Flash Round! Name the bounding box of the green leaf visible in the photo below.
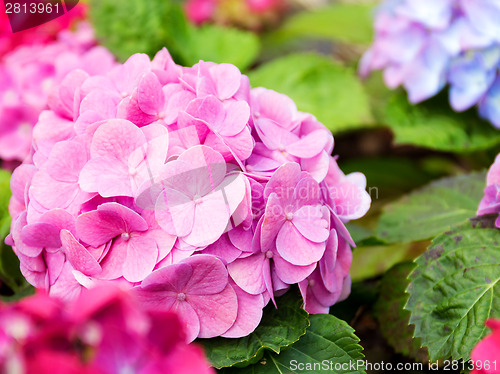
[384,93,500,153]
[267,3,375,45]
[0,170,29,296]
[405,220,500,361]
[183,25,260,71]
[340,157,436,201]
[248,53,374,133]
[374,262,427,362]
[0,169,11,239]
[89,0,190,63]
[200,291,309,369]
[375,171,487,244]
[350,242,427,282]
[89,0,260,70]
[344,223,373,244]
[222,314,365,374]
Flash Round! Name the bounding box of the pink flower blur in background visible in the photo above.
[0,5,115,164]
[471,319,500,374]
[184,0,287,31]
[0,285,215,374]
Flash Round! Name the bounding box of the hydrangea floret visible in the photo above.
[8,48,371,341]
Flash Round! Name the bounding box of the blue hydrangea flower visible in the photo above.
[360,0,500,128]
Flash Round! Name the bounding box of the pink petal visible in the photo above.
[286,130,329,158]
[273,253,316,284]
[182,254,229,295]
[319,229,339,293]
[109,53,152,96]
[220,101,250,136]
[44,140,87,183]
[185,96,225,131]
[221,282,264,338]
[155,188,195,237]
[78,156,132,197]
[172,300,201,343]
[49,263,84,302]
[276,221,326,265]
[21,223,62,248]
[183,191,230,247]
[60,229,102,276]
[76,203,147,247]
[122,235,159,282]
[227,253,267,295]
[188,282,238,338]
[264,162,302,200]
[301,151,329,183]
[252,88,297,126]
[79,90,120,119]
[292,205,329,243]
[141,262,193,292]
[97,245,128,280]
[260,194,285,250]
[90,119,147,160]
[177,145,227,191]
[203,234,242,264]
[31,172,80,210]
[228,226,254,253]
[137,72,165,115]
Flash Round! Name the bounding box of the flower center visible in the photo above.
[285,212,293,221]
[265,250,273,259]
[121,232,131,241]
[128,166,137,176]
[193,194,203,205]
[177,292,187,301]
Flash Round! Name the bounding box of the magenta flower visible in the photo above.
[0,285,215,374]
[471,319,500,374]
[134,254,238,341]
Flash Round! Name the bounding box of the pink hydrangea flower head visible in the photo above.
[477,153,500,228]
[0,285,215,374]
[8,47,370,339]
[471,319,500,374]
